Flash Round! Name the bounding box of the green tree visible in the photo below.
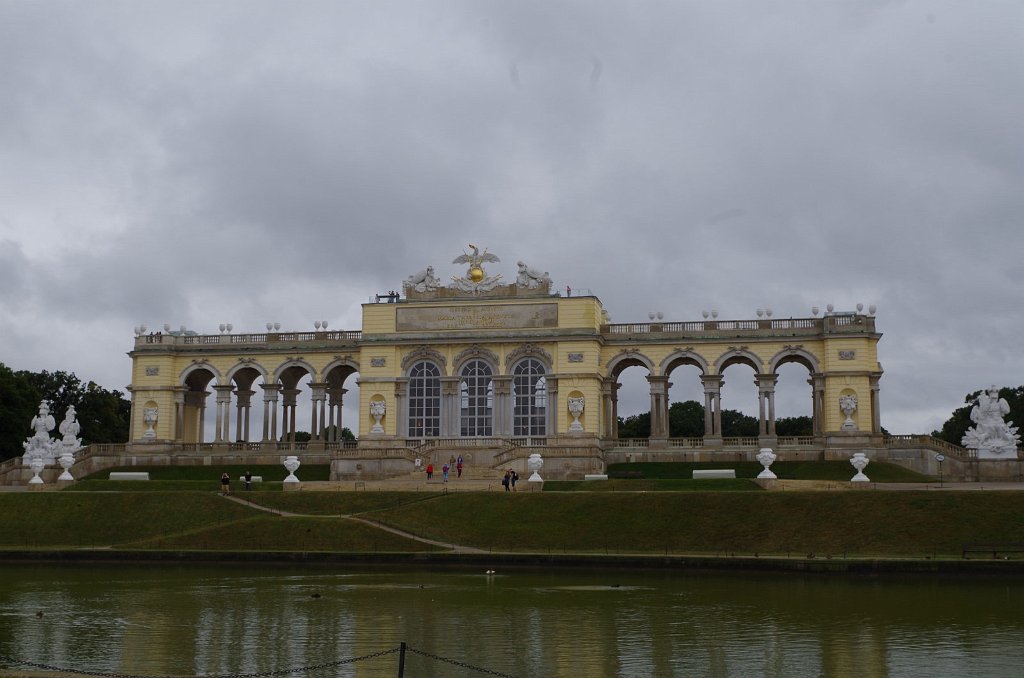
[668,400,704,437]
[775,415,813,436]
[0,363,40,460]
[618,400,759,438]
[617,411,650,439]
[720,408,758,436]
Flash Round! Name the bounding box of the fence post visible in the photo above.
[397,641,406,677]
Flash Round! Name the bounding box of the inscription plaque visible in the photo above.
[397,303,557,332]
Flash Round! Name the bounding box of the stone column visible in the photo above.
[282,388,300,443]
[546,376,559,436]
[441,377,461,438]
[809,374,826,438]
[261,383,281,443]
[701,374,723,444]
[394,380,407,439]
[173,388,186,442]
[492,376,512,436]
[647,375,670,443]
[197,391,209,444]
[327,387,346,441]
[234,389,254,443]
[600,378,617,439]
[755,373,778,446]
[213,385,233,443]
[309,383,328,440]
[869,375,881,434]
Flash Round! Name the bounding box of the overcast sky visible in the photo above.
[2,1,1022,436]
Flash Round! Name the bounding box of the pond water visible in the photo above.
[0,563,1021,677]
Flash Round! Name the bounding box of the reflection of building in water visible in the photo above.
[125,245,895,480]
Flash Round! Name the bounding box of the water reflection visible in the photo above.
[0,565,1021,677]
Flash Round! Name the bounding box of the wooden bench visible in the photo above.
[961,542,1024,559]
[692,469,736,479]
[109,472,150,481]
[584,474,609,481]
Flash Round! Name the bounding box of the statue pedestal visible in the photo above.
[754,478,778,490]
[283,481,301,491]
[28,483,45,492]
[56,479,75,489]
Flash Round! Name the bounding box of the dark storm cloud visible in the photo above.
[1,0,1022,432]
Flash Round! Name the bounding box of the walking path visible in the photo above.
[222,493,488,553]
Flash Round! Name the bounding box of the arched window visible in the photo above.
[460,360,493,436]
[512,359,547,436]
[408,361,441,437]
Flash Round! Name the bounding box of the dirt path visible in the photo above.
[222,494,487,553]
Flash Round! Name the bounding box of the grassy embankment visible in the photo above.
[0,458,1021,558]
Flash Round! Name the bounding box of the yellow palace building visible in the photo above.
[120,245,905,481]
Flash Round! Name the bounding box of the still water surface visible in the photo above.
[0,563,1021,677]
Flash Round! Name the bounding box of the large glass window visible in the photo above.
[460,360,493,436]
[407,361,441,437]
[512,359,547,436]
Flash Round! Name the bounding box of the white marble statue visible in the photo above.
[404,265,440,293]
[962,386,1021,459]
[839,394,858,431]
[30,401,56,443]
[369,400,386,434]
[283,455,301,483]
[527,453,544,482]
[568,396,585,432]
[23,401,59,464]
[59,406,82,450]
[516,261,552,290]
[451,244,503,293]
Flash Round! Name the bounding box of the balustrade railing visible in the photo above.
[884,435,971,458]
[140,330,362,348]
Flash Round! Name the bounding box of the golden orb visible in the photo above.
[469,266,485,282]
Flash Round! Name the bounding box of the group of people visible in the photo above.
[424,455,464,482]
[220,471,254,495]
[501,469,519,492]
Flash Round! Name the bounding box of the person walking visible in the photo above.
[456,459,463,479]
[220,472,231,496]
[442,463,450,483]
[510,470,519,492]
[426,463,434,480]
[244,470,253,491]
[502,470,511,492]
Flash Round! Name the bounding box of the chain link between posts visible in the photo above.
[404,646,519,677]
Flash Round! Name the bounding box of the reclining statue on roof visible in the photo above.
[516,261,552,290]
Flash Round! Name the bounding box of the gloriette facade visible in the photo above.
[126,246,885,479]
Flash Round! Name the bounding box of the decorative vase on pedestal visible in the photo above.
[527,453,544,482]
[283,456,301,483]
[567,397,585,433]
[756,448,777,479]
[369,400,386,434]
[57,452,75,481]
[850,453,870,482]
[28,457,46,485]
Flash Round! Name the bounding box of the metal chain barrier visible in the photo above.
[404,645,518,677]
[0,647,400,678]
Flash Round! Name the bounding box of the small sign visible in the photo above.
[370,357,386,368]
[567,352,584,363]
[934,453,945,462]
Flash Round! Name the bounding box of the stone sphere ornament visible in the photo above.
[283,456,301,483]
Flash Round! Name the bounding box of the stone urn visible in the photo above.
[283,456,301,483]
[850,452,870,482]
[369,400,386,434]
[567,397,585,432]
[527,453,544,482]
[756,448,777,479]
[28,457,46,485]
[57,452,76,481]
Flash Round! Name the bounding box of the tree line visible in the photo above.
[617,400,813,438]
[0,363,130,461]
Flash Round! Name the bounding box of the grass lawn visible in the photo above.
[67,464,331,492]
[608,461,932,482]
[544,478,761,492]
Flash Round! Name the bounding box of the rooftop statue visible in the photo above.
[962,386,1021,459]
[451,244,503,293]
[516,261,552,290]
[404,265,440,293]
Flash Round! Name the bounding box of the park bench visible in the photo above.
[109,472,150,481]
[692,469,736,479]
[238,475,263,483]
[961,542,1024,559]
[584,474,609,481]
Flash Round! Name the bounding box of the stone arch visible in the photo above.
[714,348,763,374]
[768,346,820,374]
[226,360,269,384]
[453,345,500,374]
[606,349,656,379]
[272,358,318,384]
[322,355,361,380]
[660,349,709,376]
[180,360,222,385]
[402,346,448,375]
[504,343,553,372]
